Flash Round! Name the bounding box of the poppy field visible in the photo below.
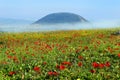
[0,29,120,80]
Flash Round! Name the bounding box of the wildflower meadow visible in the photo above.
[0,29,120,80]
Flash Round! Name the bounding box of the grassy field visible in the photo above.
[0,28,120,80]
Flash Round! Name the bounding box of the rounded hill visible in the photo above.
[34,12,89,24]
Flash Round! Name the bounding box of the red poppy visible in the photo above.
[114,48,119,50]
[5,51,9,55]
[7,55,12,59]
[97,34,104,38]
[62,61,71,66]
[118,53,120,58]
[105,62,110,67]
[78,56,83,60]
[34,41,39,45]
[48,71,53,75]
[107,47,113,53]
[90,69,96,73]
[43,62,47,65]
[31,54,35,56]
[116,43,120,46]
[45,44,52,50]
[33,66,40,72]
[12,56,19,63]
[76,49,80,53]
[62,50,65,53]
[92,62,99,68]
[99,63,104,68]
[9,71,16,76]
[52,71,59,76]
[78,62,82,67]
[84,46,89,50]
[48,71,59,76]
[96,41,101,45]
[56,65,66,70]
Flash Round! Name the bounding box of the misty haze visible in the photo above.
[0,20,119,32]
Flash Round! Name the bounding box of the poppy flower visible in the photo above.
[107,47,113,53]
[96,41,101,45]
[114,48,119,50]
[9,71,16,76]
[56,65,66,70]
[92,62,99,68]
[62,61,71,66]
[7,55,12,59]
[45,44,52,50]
[99,63,104,68]
[48,71,53,75]
[78,62,82,67]
[43,62,47,65]
[62,50,65,53]
[52,71,59,76]
[33,66,40,72]
[31,54,35,56]
[48,71,59,76]
[84,46,89,50]
[76,49,80,53]
[34,41,39,45]
[118,53,120,58]
[12,56,19,63]
[105,62,110,67]
[78,56,83,60]
[90,69,96,73]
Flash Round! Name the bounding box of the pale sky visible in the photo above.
[0,0,120,21]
